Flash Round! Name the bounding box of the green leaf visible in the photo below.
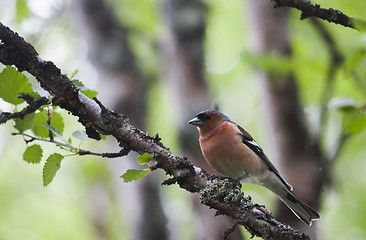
[43,153,64,187]
[14,112,36,132]
[120,169,150,183]
[241,52,293,75]
[23,144,43,164]
[342,111,366,134]
[137,153,152,165]
[15,0,30,23]
[353,19,366,32]
[72,130,89,141]
[29,91,41,100]
[70,69,79,79]
[0,66,33,105]
[32,110,64,138]
[332,98,366,134]
[344,50,366,76]
[72,79,98,99]
[72,79,87,90]
[81,89,98,100]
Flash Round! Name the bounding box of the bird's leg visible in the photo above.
[229,174,249,190]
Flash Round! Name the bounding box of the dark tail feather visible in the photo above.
[280,189,320,225]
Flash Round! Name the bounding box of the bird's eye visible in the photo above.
[196,112,213,121]
[197,113,205,120]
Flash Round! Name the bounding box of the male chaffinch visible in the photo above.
[189,110,320,225]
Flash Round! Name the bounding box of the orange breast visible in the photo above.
[199,122,266,179]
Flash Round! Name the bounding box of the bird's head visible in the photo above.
[188,110,230,133]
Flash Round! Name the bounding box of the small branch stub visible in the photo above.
[272,0,357,29]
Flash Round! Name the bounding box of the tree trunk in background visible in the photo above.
[248,1,321,239]
[78,0,168,239]
[161,1,244,239]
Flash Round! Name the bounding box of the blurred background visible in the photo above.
[1,0,366,239]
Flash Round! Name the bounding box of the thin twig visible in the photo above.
[13,132,70,147]
[12,132,127,158]
[0,96,49,124]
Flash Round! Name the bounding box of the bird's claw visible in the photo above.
[228,174,249,190]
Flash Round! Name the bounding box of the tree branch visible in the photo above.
[0,22,310,240]
[271,0,361,30]
[0,96,49,124]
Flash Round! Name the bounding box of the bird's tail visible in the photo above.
[263,176,320,225]
[278,188,320,225]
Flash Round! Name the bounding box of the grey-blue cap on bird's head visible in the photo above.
[188,110,229,126]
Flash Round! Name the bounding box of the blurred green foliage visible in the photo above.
[15,0,30,23]
[1,0,366,239]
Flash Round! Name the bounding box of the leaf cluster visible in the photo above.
[0,66,98,186]
[0,65,152,187]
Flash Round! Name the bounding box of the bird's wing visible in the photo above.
[234,122,293,191]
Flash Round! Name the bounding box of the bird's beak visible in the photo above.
[188,117,204,126]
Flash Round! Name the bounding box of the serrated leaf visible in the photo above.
[72,130,89,141]
[137,153,152,165]
[0,66,33,105]
[14,112,36,132]
[23,144,43,164]
[43,153,64,187]
[32,110,64,138]
[120,169,150,183]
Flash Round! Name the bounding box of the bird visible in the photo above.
[188,109,320,225]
